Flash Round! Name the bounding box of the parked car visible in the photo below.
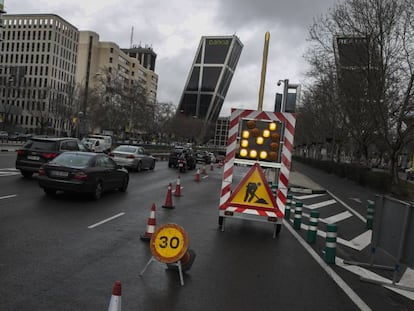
[168,147,196,170]
[109,145,156,171]
[15,137,82,178]
[38,152,129,200]
[0,131,8,140]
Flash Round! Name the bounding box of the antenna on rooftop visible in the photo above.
[130,26,134,48]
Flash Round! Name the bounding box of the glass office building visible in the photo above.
[177,35,243,124]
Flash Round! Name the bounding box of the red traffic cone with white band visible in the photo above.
[108,281,122,311]
[140,203,156,241]
[194,168,200,182]
[174,176,182,197]
[162,183,175,209]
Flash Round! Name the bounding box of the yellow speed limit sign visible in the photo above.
[150,223,189,263]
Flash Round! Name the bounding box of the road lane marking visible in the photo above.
[322,211,353,224]
[304,199,336,210]
[284,219,372,310]
[327,190,366,222]
[88,212,125,229]
[294,193,326,200]
[0,194,17,200]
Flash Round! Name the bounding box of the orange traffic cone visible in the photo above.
[140,203,156,241]
[174,176,182,197]
[201,164,207,175]
[194,168,200,182]
[162,183,175,209]
[108,281,122,311]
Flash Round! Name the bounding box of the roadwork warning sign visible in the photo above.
[224,163,280,214]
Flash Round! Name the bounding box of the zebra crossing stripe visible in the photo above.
[305,199,336,210]
[322,211,353,224]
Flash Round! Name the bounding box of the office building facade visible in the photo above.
[76,32,158,109]
[0,14,79,135]
[177,35,243,124]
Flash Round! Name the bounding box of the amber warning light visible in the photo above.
[238,119,282,162]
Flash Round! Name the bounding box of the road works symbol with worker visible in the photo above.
[227,164,276,209]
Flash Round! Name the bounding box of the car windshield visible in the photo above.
[115,146,137,153]
[50,153,92,167]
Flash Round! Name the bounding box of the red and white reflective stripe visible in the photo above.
[276,112,296,214]
[219,108,296,215]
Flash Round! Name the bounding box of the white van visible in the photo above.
[83,138,106,153]
[86,134,112,152]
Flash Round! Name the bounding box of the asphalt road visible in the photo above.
[0,152,413,310]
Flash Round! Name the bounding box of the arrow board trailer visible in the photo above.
[219,109,296,237]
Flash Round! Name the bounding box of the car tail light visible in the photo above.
[42,152,58,159]
[73,171,88,181]
[16,149,25,156]
[38,167,46,176]
[126,155,135,159]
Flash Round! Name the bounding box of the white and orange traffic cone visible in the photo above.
[174,176,182,197]
[140,203,156,241]
[162,183,175,209]
[194,168,200,182]
[108,281,122,311]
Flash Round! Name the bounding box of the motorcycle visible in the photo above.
[178,158,187,173]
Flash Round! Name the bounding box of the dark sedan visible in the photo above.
[38,152,129,200]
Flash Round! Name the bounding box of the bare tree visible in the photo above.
[306,0,414,184]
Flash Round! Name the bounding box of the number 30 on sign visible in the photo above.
[150,223,189,264]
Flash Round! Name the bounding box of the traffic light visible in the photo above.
[238,119,282,162]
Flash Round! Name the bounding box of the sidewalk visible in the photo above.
[289,169,326,194]
[265,167,326,194]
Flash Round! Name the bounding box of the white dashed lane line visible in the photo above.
[87,212,126,229]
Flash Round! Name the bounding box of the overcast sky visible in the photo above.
[5,0,338,116]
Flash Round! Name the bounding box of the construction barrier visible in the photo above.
[293,201,303,230]
[162,183,175,209]
[325,223,337,264]
[366,202,375,229]
[107,281,122,311]
[307,210,319,244]
[140,203,156,241]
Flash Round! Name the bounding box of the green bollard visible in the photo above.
[293,201,303,230]
[307,210,320,244]
[325,223,337,264]
[366,202,375,229]
[285,194,293,220]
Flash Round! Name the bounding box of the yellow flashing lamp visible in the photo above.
[256,136,264,145]
[242,130,250,139]
[249,149,258,158]
[241,139,249,148]
[259,151,268,159]
[269,122,277,131]
[240,149,248,157]
[263,129,270,138]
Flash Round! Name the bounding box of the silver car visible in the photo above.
[109,145,156,172]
